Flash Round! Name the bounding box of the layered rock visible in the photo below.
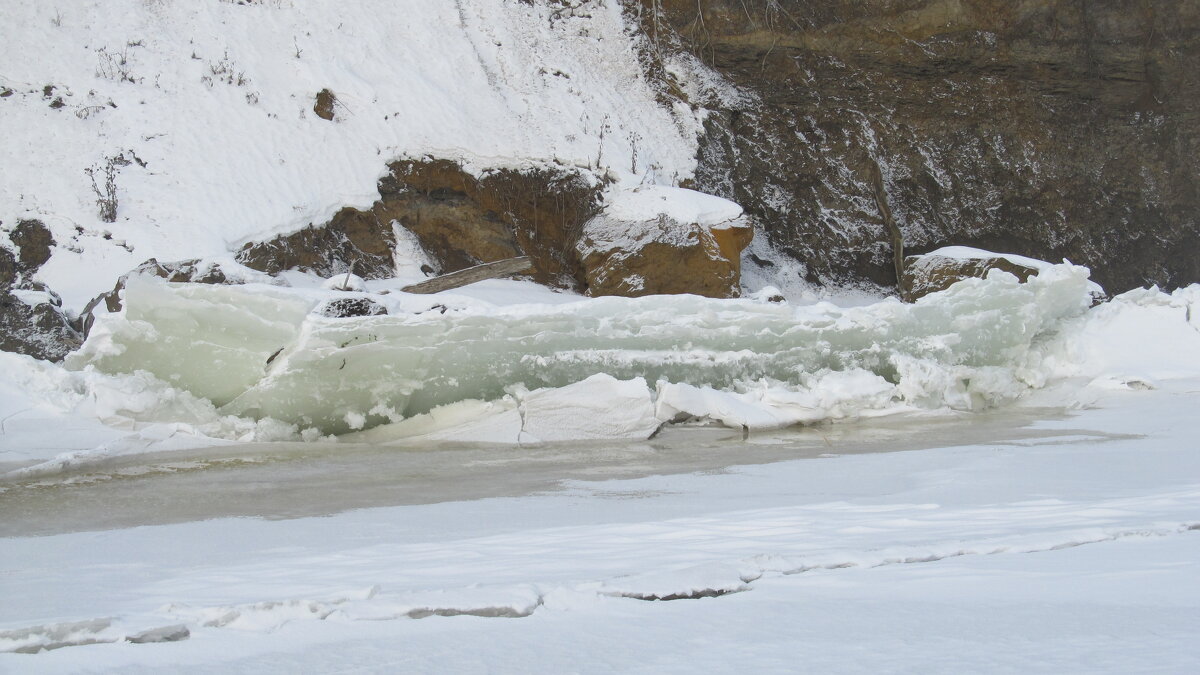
[237,159,605,290]
[639,0,1200,293]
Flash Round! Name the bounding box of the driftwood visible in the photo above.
[400,256,533,294]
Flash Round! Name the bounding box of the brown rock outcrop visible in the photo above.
[577,211,752,298]
[638,0,1200,293]
[237,159,606,290]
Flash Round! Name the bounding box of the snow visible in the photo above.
[1,0,723,310]
[517,374,660,443]
[1,377,1199,672]
[603,182,745,227]
[923,245,1061,271]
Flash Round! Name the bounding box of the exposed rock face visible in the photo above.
[0,292,81,362]
[238,159,606,290]
[901,252,1039,302]
[642,0,1200,293]
[237,205,402,281]
[577,205,753,298]
[0,220,81,361]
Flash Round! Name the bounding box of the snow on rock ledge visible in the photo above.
[577,184,752,298]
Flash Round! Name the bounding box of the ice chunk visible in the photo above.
[71,263,1100,435]
[69,278,318,406]
[346,398,524,445]
[657,370,898,431]
[519,374,660,443]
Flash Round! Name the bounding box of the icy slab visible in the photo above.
[69,278,317,405]
[66,262,1096,436]
[1034,284,1200,382]
[657,370,899,431]
[342,375,660,444]
[346,398,523,444]
[16,264,1196,455]
[518,374,660,443]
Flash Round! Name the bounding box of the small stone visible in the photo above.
[314,88,336,120]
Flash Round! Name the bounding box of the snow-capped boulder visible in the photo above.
[576,185,753,298]
[901,247,1046,302]
[0,290,81,362]
[317,296,387,318]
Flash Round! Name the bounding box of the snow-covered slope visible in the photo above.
[1,0,722,308]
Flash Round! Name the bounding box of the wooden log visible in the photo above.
[400,256,533,294]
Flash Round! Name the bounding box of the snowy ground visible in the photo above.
[1,0,726,310]
[2,375,1198,673]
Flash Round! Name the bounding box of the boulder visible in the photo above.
[0,290,81,362]
[317,297,387,318]
[313,88,337,121]
[900,249,1041,302]
[576,186,753,298]
[9,220,54,270]
[0,220,81,361]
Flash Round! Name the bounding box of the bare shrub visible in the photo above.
[202,51,249,87]
[95,46,140,83]
[84,155,136,223]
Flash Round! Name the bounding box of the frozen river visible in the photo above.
[0,406,1088,537]
[3,382,1199,672]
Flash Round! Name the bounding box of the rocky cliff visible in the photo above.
[642,0,1200,292]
